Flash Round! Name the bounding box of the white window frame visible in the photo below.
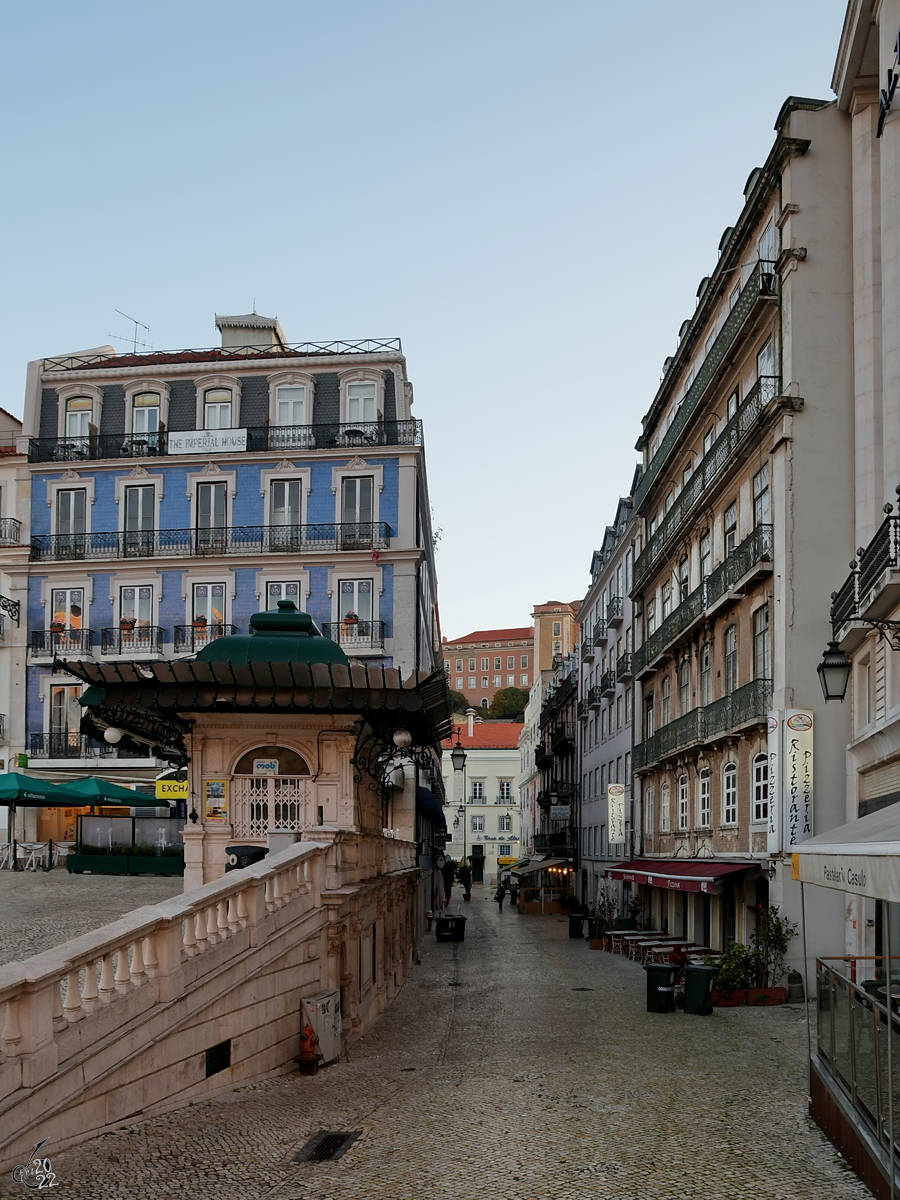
[55,384,103,440]
[698,767,711,827]
[255,572,310,611]
[180,571,235,623]
[326,565,383,622]
[752,753,769,823]
[267,370,316,427]
[46,474,95,535]
[336,367,384,425]
[193,373,242,431]
[660,781,670,832]
[259,464,312,526]
[471,815,484,832]
[186,466,237,530]
[723,763,738,825]
[677,774,689,830]
[331,460,384,525]
[122,379,171,435]
[645,786,654,837]
[114,470,164,531]
[39,575,94,628]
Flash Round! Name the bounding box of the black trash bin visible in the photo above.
[225,845,269,872]
[644,962,677,1013]
[435,915,466,942]
[683,963,717,1015]
[568,914,585,939]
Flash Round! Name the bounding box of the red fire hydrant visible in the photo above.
[296,1023,319,1075]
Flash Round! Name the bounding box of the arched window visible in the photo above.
[65,395,93,440]
[679,659,691,714]
[753,753,768,822]
[677,773,689,830]
[700,643,712,706]
[204,387,233,430]
[723,762,737,824]
[234,745,310,775]
[661,676,671,725]
[660,781,670,832]
[230,746,312,840]
[698,767,711,827]
[644,786,654,837]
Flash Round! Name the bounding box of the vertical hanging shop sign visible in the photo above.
[784,710,814,847]
[608,783,626,843]
[767,712,781,854]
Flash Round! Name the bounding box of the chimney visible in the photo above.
[467,707,476,738]
[215,313,287,351]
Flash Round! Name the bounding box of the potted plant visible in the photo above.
[746,905,797,1004]
[119,616,136,629]
[711,942,753,1006]
[589,887,619,950]
[342,610,359,626]
[192,614,208,630]
[49,619,65,634]
[457,862,472,900]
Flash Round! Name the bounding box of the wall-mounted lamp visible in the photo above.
[817,641,852,703]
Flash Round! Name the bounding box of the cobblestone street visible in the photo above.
[2,885,870,1200]
[0,869,183,967]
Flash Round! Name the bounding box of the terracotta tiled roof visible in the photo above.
[442,722,524,749]
[444,627,532,645]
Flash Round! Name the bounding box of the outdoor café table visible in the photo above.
[631,937,678,961]
[652,941,696,963]
[623,933,663,959]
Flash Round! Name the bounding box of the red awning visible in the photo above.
[604,859,754,894]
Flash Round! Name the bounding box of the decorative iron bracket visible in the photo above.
[0,594,20,625]
[838,617,900,652]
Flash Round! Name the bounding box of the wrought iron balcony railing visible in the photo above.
[616,652,632,680]
[0,714,6,741]
[580,636,595,662]
[633,524,773,676]
[635,375,780,592]
[533,832,573,852]
[30,522,392,562]
[577,698,589,720]
[29,733,115,760]
[600,669,617,696]
[606,596,624,624]
[633,261,779,510]
[27,419,424,463]
[0,518,21,545]
[550,723,575,754]
[588,685,603,710]
[831,511,900,630]
[535,744,554,771]
[31,628,94,656]
[101,626,165,656]
[593,621,608,643]
[174,624,238,653]
[320,620,386,651]
[632,678,772,771]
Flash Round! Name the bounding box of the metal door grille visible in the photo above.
[231,776,311,839]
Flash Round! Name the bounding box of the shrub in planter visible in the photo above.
[750,906,798,988]
[713,942,754,996]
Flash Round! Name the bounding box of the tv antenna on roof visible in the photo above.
[109,309,151,353]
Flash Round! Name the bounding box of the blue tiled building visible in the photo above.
[18,314,442,784]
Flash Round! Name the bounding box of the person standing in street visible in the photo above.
[495,883,506,912]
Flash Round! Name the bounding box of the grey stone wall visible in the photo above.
[167,380,197,431]
[239,376,268,428]
[39,389,58,439]
[313,373,340,424]
[98,385,125,435]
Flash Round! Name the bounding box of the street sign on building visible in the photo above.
[550,804,570,822]
[608,783,626,843]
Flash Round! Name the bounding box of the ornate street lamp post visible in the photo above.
[450,735,467,865]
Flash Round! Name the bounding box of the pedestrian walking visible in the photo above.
[495,884,506,912]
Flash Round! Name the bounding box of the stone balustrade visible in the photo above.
[0,833,419,1171]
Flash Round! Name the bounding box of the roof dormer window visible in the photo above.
[204,388,232,430]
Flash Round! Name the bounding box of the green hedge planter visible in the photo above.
[66,853,183,876]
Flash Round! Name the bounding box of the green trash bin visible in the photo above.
[644,963,677,1013]
[683,963,717,1015]
[568,914,585,939]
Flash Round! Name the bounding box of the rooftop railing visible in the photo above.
[27,419,423,463]
[634,375,780,592]
[42,338,403,372]
[30,522,392,563]
[633,261,779,509]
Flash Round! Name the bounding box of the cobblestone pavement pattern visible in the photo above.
[1,885,871,1200]
[0,869,183,967]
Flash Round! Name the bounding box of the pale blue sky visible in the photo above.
[0,0,848,637]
